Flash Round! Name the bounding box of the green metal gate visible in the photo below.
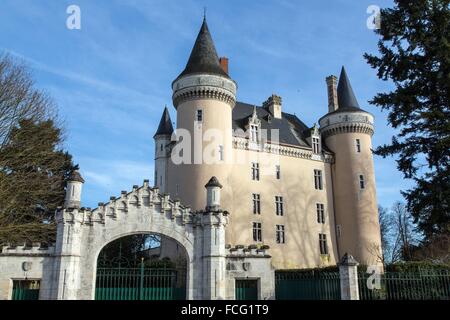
[95,264,186,300]
[275,271,341,300]
[359,270,450,300]
[12,280,40,300]
[235,280,258,300]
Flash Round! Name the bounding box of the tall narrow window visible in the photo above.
[275,196,284,216]
[336,225,342,238]
[314,170,323,190]
[356,139,361,153]
[359,175,365,189]
[276,165,281,180]
[253,222,262,242]
[218,145,224,161]
[316,203,325,224]
[276,225,285,244]
[250,125,259,143]
[251,163,260,181]
[319,234,328,255]
[155,171,158,186]
[312,137,320,154]
[196,109,203,122]
[252,194,261,215]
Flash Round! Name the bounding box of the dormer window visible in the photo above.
[247,107,261,146]
[312,137,321,154]
[250,125,259,143]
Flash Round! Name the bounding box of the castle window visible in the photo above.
[275,196,284,216]
[251,163,260,181]
[253,222,262,242]
[336,225,342,238]
[312,137,321,154]
[359,175,365,189]
[250,125,259,143]
[196,109,203,123]
[155,171,157,186]
[218,145,224,161]
[276,225,285,244]
[319,234,328,255]
[252,194,261,214]
[276,165,281,180]
[316,203,325,224]
[356,139,361,153]
[160,143,163,152]
[314,170,323,190]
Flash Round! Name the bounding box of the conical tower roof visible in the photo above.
[337,67,361,111]
[154,107,174,137]
[69,170,85,183]
[175,18,229,81]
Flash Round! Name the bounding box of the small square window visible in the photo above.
[359,175,365,189]
[196,109,203,122]
[356,139,361,153]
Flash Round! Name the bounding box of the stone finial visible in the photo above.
[205,176,223,189]
[339,253,359,266]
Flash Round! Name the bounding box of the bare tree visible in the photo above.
[0,53,56,148]
[378,205,392,263]
[390,202,421,262]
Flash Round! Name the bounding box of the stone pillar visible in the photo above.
[52,209,83,300]
[201,177,228,300]
[339,253,360,300]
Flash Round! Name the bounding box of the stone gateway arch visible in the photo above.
[0,176,274,300]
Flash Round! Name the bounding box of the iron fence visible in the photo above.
[359,270,450,300]
[275,271,341,300]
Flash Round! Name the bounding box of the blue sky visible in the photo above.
[0,0,412,209]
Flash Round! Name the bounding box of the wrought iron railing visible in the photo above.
[359,270,450,300]
[275,271,341,300]
[95,266,186,300]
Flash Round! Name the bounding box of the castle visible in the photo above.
[153,18,382,269]
[0,18,383,300]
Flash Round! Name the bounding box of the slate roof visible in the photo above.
[336,67,362,112]
[174,18,230,82]
[69,170,85,183]
[205,176,223,188]
[154,107,174,137]
[232,102,311,148]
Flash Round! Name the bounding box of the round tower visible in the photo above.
[65,170,84,209]
[319,67,382,265]
[154,106,174,194]
[170,18,237,210]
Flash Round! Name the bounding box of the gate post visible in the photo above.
[52,171,84,300]
[339,253,360,300]
[201,177,228,300]
[53,209,83,300]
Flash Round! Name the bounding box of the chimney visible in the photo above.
[219,57,229,75]
[263,94,282,119]
[326,75,338,113]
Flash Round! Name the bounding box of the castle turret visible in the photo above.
[65,170,84,209]
[169,17,237,210]
[319,67,382,265]
[154,106,174,193]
